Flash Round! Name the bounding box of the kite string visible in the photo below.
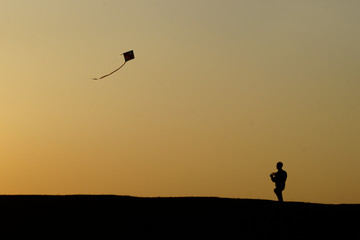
[92,61,127,80]
[99,61,127,79]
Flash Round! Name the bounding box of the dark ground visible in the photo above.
[0,195,358,238]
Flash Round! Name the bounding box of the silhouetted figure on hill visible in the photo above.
[270,162,287,202]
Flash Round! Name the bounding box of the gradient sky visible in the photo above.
[1,0,359,203]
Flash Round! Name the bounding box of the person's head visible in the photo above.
[276,162,283,170]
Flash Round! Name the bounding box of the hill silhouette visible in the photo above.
[1,195,358,238]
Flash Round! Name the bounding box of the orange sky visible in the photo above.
[1,0,360,203]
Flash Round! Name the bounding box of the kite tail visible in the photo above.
[93,61,127,80]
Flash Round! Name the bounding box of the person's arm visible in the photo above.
[270,172,276,182]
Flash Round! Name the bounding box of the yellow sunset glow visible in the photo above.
[1,0,360,203]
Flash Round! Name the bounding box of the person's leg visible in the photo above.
[277,190,283,202]
[274,188,283,202]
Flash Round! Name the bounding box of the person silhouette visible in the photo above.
[270,162,287,202]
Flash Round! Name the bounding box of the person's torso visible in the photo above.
[275,170,287,184]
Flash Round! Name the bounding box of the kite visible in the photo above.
[93,50,135,80]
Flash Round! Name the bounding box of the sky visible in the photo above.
[1,0,359,204]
